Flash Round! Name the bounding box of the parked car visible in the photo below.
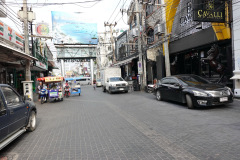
[0,84,37,150]
[96,79,102,87]
[154,74,234,109]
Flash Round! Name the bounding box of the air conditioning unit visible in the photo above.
[154,24,165,35]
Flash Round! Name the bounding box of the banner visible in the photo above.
[51,11,98,44]
[45,76,64,82]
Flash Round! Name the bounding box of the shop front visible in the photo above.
[0,21,36,93]
[169,0,232,87]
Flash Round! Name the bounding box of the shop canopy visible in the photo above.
[37,76,64,82]
[0,42,37,61]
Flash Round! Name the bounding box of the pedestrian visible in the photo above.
[93,79,96,90]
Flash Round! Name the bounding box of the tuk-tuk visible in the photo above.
[37,76,65,101]
[65,77,81,96]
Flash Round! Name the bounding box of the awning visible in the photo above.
[114,55,139,66]
[0,43,37,61]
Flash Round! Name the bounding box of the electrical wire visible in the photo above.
[107,0,122,23]
[5,0,103,6]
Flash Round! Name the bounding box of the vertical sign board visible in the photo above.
[192,0,226,23]
[138,61,143,74]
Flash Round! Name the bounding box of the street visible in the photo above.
[0,86,240,160]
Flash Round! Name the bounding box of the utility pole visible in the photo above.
[135,0,146,90]
[18,0,35,101]
[23,0,31,81]
[104,22,117,64]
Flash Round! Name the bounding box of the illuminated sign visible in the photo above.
[193,0,225,23]
[0,21,3,37]
[0,20,24,48]
[36,23,49,36]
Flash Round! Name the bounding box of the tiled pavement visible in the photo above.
[0,86,240,160]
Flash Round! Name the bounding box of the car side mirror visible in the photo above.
[174,83,182,88]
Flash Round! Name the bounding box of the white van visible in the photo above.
[76,77,91,85]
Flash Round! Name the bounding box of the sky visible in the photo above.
[1,0,132,74]
[1,0,132,35]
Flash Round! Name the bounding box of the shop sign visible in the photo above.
[170,0,212,41]
[138,61,143,74]
[15,32,24,46]
[35,60,48,70]
[0,21,4,37]
[45,76,64,82]
[34,38,48,70]
[0,20,24,48]
[193,0,225,23]
[35,22,49,36]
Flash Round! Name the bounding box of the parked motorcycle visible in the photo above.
[64,86,70,98]
[40,88,47,104]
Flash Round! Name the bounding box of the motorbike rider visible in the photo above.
[64,81,70,96]
[37,82,43,101]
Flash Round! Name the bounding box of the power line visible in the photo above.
[107,0,122,23]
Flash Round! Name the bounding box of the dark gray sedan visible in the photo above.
[154,75,234,109]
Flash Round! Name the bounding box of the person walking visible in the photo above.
[93,79,96,90]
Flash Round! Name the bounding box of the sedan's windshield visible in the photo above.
[178,75,211,86]
[110,77,124,82]
[97,79,101,82]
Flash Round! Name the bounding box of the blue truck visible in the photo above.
[0,84,37,150]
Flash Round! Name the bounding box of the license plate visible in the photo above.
[119,88,124,90]
[50,92,58,97]
[220,97,228,102]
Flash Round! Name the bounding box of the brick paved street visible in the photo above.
[0,86,240,160]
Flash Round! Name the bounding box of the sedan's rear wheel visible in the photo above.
[156,91,162,101]
[186,94,194,109]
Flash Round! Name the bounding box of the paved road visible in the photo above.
[1,86,240,160]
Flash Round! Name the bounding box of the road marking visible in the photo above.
[105,101,199,160]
